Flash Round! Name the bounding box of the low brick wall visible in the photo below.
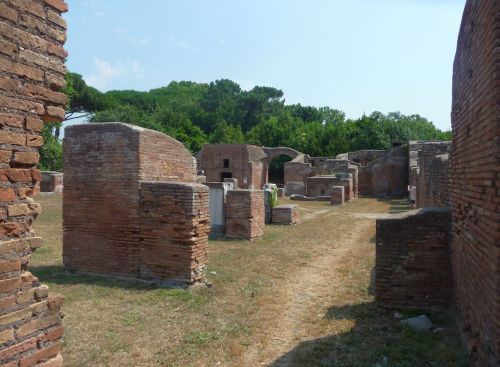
[330,186,344,205]
[375,208,452,308]
[272,204,299,225]
[225,190,265,240]
[140,182,209,285]
[40,171,63,193]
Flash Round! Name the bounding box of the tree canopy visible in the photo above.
[38,72,451,171]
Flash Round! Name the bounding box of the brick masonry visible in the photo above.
[63,123,209,285]
[414,142,451,208]
[40,171,62,193]
[330,186,345,206]
[271,204,299,225]
[375,208,452,308]
[225,190,265,240]
[450,1,500,364]
[0,0,67,365]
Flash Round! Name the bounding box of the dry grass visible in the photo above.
[31,194,468,366]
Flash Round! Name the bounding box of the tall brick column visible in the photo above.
[0,0,67,365]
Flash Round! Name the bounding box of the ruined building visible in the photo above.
[376,1,500,364]
[0,0,67,365]
[63,123,210,285]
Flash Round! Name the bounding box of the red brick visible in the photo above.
[0,113,24,128]
[0,56,44,82]
[6,169,32,183]
[0,95,44,115]
[47,10,67,29]
[0,76,21,92]
[25,118,44,132]
[46,294,63,311]
[0,39,18,57]
[11,151,40,166]
[19,342,61,367]
[0,4,18,22]
[17,186,39,199]
[0,20,48,53]
[0,188,16,201]
[42,106,65,122]
[0,150,12,164]
[30,169,41,182]
[23,84,67,105]
[18,50,65,74]
[0,260,21,273]
[46,42,68,59]
[0,295,16,309]
[0,131,26,146]
[10,0,45,19]
[26,135,44,148]
[37,353,63,367]
[40,326,64,343]
[44,0,68,13]
[0,276,22,293]
[0,222,28,237]
[0,336,37,361]
[45,74,66,89]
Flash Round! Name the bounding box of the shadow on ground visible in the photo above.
[268,302,469,367]
[375,198,411,214]
[31,265,161,290]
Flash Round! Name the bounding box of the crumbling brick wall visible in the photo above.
[225,190,264,240]
[450,1,500,364]
[0,0,67,365]
[375,208,452,308]
[64,123,209,284]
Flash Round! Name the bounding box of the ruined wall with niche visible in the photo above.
[0,0,67,365]
[450,1,500,364]
[64,123,209,285]
[197,144,267,189]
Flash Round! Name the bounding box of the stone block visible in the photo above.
[272,204,300,225]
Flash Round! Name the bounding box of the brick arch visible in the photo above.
[263,147,301,162]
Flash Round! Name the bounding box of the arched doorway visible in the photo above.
[268,155,293,186]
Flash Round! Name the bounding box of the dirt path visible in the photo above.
[240,203,379,366]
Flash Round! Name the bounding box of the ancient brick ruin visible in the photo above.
[450,1,499,364]
[0,0,67,365]
[40,171,62,193]
[375,1,500,364]
[225,190,265,240]
[63,123,210,285]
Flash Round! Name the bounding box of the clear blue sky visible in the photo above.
[65,0,466,131]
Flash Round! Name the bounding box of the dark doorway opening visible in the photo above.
[268,155,293,185]
[220,172,232,181]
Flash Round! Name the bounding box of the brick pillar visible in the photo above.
[225,190,265,240]
[0,0,67,365]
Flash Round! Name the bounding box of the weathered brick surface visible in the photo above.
[63,123,208,285]
[330,186,345,206]
[40,172,62,193]
[225,190,265,240]
[357,146,408,197]
[0,0,66,365]
[375,208,452,308]
[413,142,451,208]
[197,144,268,189]
[140,182,209,285]
[272,204,300,225]
[450,1,500,365]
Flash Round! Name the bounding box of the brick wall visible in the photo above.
[375,208,452,308]
[40,172,62,193]
[225,190,264,240]
[0,0,67,365]
[415,142,451,208]
[63,123,209,285]
[140,182,209,285]
[197,144,267,189]
[358,145,408,197]
[450,1,500,364]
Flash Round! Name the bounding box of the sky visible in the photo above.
[64,0,466,131]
